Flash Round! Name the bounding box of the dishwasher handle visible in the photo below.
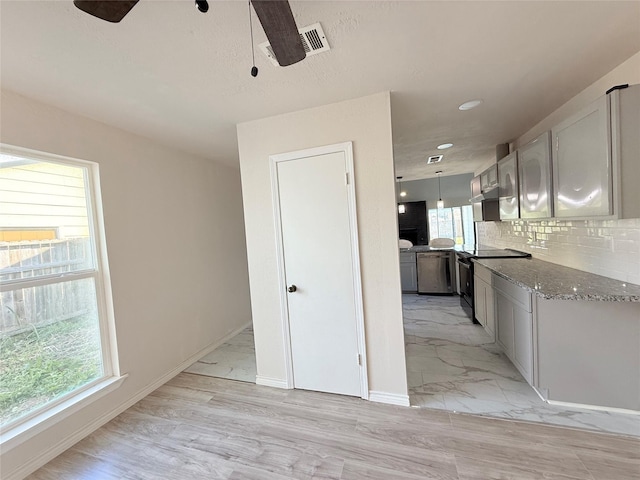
[417,252,452,258]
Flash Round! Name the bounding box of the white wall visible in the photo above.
[477,52,640,285]
[0,90,252,479]
[514,51,640,149]
[237,92,408,400]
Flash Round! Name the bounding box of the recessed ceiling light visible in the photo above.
[458,99,483,111]
[437,143,453,150]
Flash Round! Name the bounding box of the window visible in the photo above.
[0,147,116,430]
[428,205,475,245]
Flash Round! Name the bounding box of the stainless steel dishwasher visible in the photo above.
[417,251,455,294]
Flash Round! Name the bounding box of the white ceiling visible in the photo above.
[1,1,639,180]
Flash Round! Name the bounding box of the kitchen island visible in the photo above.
[473,257,640,413]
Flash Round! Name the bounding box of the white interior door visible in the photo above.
[274,145,364,397]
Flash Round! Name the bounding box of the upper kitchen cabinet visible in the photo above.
[470,164,499,203]
[551,84,640,219]
[498,151,519,220]
[552,95,611,218]
[480,164,498,191]
[470,164,500,222]
[518,131,553,219]
[610,84,640,219]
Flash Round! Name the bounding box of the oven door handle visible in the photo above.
[457,259,471,269]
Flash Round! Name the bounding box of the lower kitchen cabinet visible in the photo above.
[512,300,533,382]
[536,299,640,411]
[495,292,514,357]
[473,265,495,339]
[494,278,533,384]
[475,258,640,411]
[400,251,417,293]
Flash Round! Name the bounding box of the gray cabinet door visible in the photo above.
[400,260,417,293]
[496,288,533,384]
[513,304,533,383]
[496,292,514,358]
[498,152,519,220]
[400,251,417,293]
[474,275,496,340]
[518,131,553,219]
[552,95,612,217]
[481,164,498,190]
[474,274,487,327]
[484,280,495,339]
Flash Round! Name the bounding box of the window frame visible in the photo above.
[0,144,122,449]
[428,204,475,245]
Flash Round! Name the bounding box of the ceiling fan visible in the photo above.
[73,0,306,67]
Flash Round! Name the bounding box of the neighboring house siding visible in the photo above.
[0,160,89,238]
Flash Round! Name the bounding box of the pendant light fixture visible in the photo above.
[397,176,406,214]
[436,171,444,209]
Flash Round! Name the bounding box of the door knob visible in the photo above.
[287,285,297,293]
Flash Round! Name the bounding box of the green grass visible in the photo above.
[0,315,103,426]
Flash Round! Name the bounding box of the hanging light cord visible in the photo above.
[248,0,258,77]
[438,176,442,200]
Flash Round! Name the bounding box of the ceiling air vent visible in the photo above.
[259,23,330,67]
[427,155,444,164]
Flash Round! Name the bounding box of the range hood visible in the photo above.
[469,184,498,203]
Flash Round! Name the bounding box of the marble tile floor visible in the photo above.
[404,294,640,438]
[184,326,257,383]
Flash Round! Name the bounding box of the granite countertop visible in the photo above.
[473,257,640,302]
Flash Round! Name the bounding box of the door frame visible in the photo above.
[269,141,369,399]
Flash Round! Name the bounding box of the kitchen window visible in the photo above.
[0,146,119,439]
[428,205,474,245]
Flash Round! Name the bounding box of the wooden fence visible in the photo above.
[0,239,95,335]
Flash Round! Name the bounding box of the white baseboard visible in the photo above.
[368,390,411,407]
[546,399,640,416]
[256,375,291,389]
[4,321,252,480]
[533,384,639,415]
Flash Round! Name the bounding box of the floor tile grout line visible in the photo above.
[402,293,640,438]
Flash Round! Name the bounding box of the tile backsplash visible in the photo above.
[477,218,640,285]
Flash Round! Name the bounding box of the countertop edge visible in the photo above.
[473,259,640,303]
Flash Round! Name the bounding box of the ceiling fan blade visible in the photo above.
[251,0,306,67]
[73,0,139,23]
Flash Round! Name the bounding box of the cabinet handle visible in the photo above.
[287,285,297,293]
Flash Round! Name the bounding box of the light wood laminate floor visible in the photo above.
[28,373,639,479]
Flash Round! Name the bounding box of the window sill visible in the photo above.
[0,374,128,453]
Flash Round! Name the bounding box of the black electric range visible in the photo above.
[456,248,531,322]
